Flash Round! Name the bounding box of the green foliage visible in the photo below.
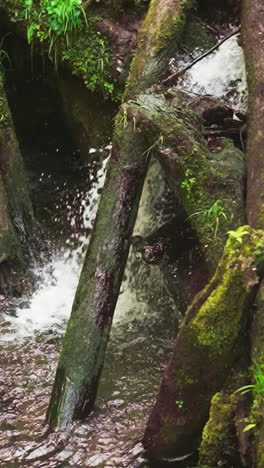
[175,399,184,409]
[46,0,86,38]
[12,0,114,96]
[62,21,114,97]
[188,200,227,239]
[181,169,196,200]
[21,0,87,66]
[201,200,227,239]
[227,227,250,244]
[242,423,256,432]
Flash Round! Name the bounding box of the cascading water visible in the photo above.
[1,152,110,340]
[179,33,247,111]
[0,31,248,467]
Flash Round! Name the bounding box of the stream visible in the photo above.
[0,33,246,467]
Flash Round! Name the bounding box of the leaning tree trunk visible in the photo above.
[143,226,264,459]
[47,0,193,429]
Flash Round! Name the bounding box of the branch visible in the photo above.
[161,27,241,86]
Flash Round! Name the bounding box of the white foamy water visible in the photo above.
[179,34,247,110]
[1,153,110,340]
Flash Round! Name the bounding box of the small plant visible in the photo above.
[46,0,87,48]
[203,200,227,238]
[62,23,114,96]
[227,227,249,244]
[235,363,264,432]
[176,399,184,409]
[23,0,87,67]
[236,363,264,397]
[181,170,196,200]
[188,200,227,239]
[142,135,164,159]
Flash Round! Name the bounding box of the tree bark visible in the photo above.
[0,74,35,293]
[241,4,264,466]
[0,75,34,241]
[124,0,193,100]
[241,0,264,229]
[143,226,264,459]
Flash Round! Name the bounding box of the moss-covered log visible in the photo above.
[143,226,264,459]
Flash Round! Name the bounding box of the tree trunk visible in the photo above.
[0,75,34,239]
[124,0,193,100]
[249,284,264,467]
[241,0,264,229]
[241,4,264,465]
[0,74,35,293]
[143,226,264,459]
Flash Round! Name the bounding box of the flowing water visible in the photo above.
[0,32,247,467]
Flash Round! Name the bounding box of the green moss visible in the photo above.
[192,227,264,356]
[198,392,236,466]
[125,0,193,99]
[61,20,115,97]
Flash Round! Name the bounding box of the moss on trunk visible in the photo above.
[124,0,193,99]
[198,392,237,467]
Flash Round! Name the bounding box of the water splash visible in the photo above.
[1,153,110,340]
[179,34,247,110]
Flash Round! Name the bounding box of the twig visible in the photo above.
[161,27,241,85]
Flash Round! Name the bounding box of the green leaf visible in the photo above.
[243,423,256,432]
